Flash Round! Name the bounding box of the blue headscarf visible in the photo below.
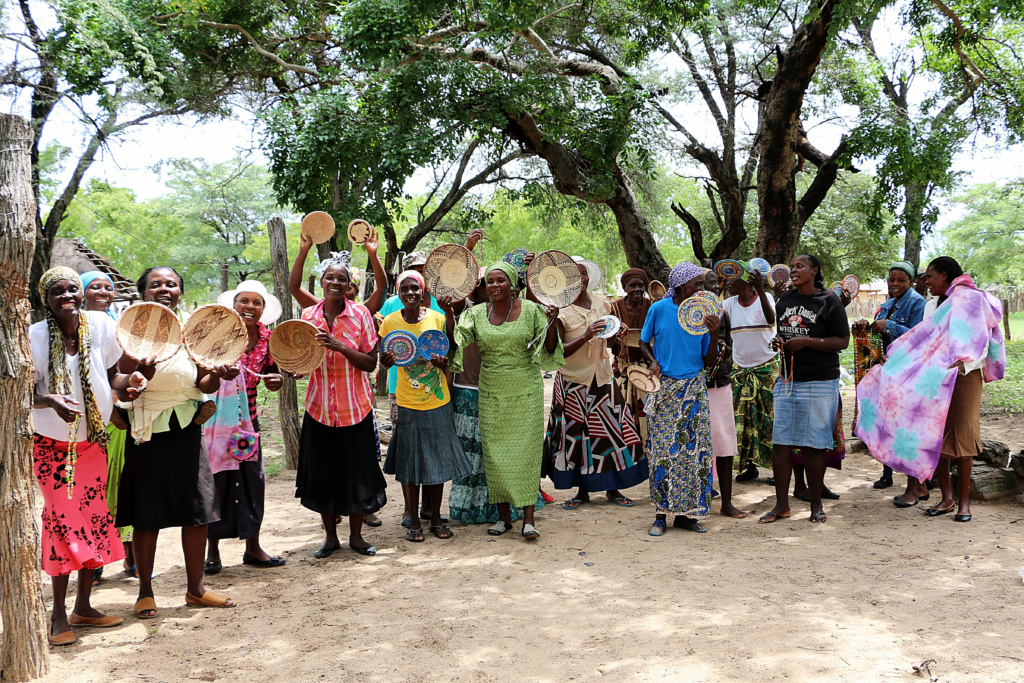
[79,270,117,318]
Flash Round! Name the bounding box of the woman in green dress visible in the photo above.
[451,262,563,539]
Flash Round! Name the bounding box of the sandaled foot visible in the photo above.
[364,513,383,527]
[134,597,158,619]
[405,528,424,543]
[429,525,454,539]
[647,520,666,536]
[487,521,512,536]
[562,497,588,510]
[185,590,235,608]
[810,510,827,523]
[925,502,956,517]
[758,510,791,524]
[123,560,138,578]
[521,523,540,539]
[607,495,635,507]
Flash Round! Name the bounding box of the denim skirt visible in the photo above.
[772,378,840,450]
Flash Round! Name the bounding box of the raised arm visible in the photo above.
[362,233,388,314]
[290,233,321,310]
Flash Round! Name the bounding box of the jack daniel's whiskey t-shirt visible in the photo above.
[775,289,850,382]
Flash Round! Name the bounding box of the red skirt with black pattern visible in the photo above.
[33,436,124,576]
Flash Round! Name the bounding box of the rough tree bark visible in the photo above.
[0,113,49,681]
[504,111,671,282]
[267,217,300,470]
[752,0,850,265]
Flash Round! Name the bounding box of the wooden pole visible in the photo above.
[267,217,301,470]
[1003,298,1011,342]
[0,114,49,679]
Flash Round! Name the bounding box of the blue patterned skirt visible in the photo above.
[645,373,714,517]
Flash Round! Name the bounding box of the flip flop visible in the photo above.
[185,590,235,608]
[134,597,158,619]
[405,528,424,543]
[757,511,791,524]
[810,510,827,524]
[608,496,635,507]
[429,525,454,539]
[562,497,588,510]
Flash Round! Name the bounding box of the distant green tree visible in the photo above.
[933,181,1024,285]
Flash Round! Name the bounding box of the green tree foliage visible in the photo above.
[933,180,1024,284]
[796,172,903,284]
[56,160,313,303]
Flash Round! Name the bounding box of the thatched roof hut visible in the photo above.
[50,238,137,301]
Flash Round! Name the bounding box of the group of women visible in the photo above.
[29,239,1003,645]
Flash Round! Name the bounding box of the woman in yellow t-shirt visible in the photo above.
[380,271,472,542]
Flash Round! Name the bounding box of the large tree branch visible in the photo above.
[668,33,729,144]
[399,149,525,250]
[671,202,709,264]
[928,0,987,86]
[797,136,850,225]
[399,43,619,95]
[195,20,321,77]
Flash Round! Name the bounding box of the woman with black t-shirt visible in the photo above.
[759,254,849,524]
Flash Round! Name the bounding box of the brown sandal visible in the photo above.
[134,597,158,619]
[185,590,235,608]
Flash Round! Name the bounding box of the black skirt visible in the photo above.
[295,412,387,515]
[208,450,265,540]
[116,412,219,529]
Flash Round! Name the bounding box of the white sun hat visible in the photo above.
[217,280,283,325]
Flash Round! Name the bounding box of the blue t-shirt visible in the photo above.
[380,294,445,393]
[640,297,710,380]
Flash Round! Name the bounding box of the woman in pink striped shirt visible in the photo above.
[291,251,387,558]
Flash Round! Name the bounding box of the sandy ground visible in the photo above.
[21,390,1024,683]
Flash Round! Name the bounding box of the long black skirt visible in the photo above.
[116,413,219,530]
[208,450,265,540]
[295,412,387,515]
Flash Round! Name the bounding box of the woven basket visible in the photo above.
[268,320,325,375]
[115,302,182,363]
[182,304,248,370]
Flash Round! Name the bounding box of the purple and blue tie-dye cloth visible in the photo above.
[855,274,1005,480]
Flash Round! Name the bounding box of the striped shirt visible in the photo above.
[301,299,378,427]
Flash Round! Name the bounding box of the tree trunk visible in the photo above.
[220,263,230,293]
[607,168,671,283]
[752,0,840,265]
[267,218,301,470]
[902,181,927,269]
[0,114,49,681]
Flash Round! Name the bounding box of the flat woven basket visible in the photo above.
[269,320,326,375]
[182,304,248,370]
[301,211,336,245]
[115,302,182,363]
[526,249,581,308]
[423,244,479,301]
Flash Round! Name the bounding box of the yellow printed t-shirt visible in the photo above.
[379,308,451,410]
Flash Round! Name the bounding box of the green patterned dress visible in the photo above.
[451,302,564,507]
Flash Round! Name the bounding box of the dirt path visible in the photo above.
[25,393,1024,682]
